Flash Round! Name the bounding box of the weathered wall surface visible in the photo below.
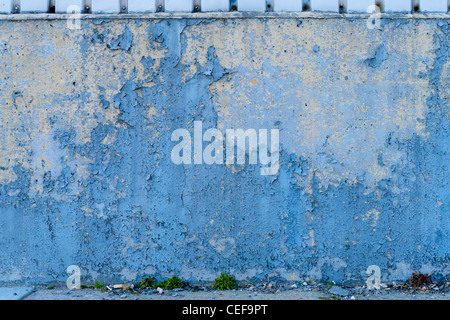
[0,14,448,285]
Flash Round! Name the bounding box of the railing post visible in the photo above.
[302,0,311,11]
[83,0,92,13]
[266,0,274,12]
[155,0,164,12]
[193,0,201,12]
[376,0,385,13]
[412,0,420,12]
[339,0,347,13]
[230,0,238,11]
[49,0,55,12]
[120,0,128,13]
[12,0,20,13]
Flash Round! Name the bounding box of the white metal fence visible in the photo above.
[0,0,448,14]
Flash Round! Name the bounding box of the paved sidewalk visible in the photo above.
[21,284,450,300]
[0,287,34,300]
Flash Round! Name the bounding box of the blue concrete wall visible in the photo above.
[0,14,448,285]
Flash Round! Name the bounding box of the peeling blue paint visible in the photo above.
[107,25,134,51]
[364,44,389,68]
[0,17,448,286]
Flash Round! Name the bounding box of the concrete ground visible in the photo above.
[21,283,450,300]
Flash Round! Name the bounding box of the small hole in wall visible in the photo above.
[302,4,310,11]
[231,5,237,11]
[413,5,419,12]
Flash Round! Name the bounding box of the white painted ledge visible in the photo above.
[21,0,49,13]
[128,0,156,13]
[202,0,229,12]
[239,0,266,12]
[385,0,412,12]
[275,0,303,12]
[421,0,448,12]
[165,0,193,12]
[0,11,448,20]
[55,0,83,13]
[347,0,375,13]
[92,0,121,14]
[312,0,339,12]
[0,0,11,13]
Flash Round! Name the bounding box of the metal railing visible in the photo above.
[0,0,449,14]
